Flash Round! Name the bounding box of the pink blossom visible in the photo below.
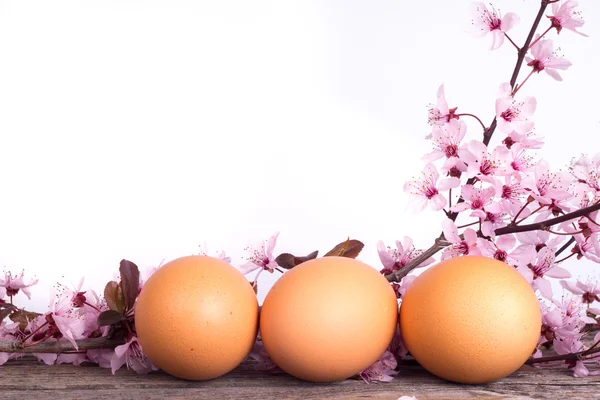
[441,219,480,259]
[404,163,460,212]
[238,232,280,279]
[423,121,467,162]
[495,176,528,215]
[111,336,158,374]
[523,159,573,206]
[427,84,459,128]
[570,153,600,193]
[450,184,497,220]
[507,144,536,177]
[561,279,600,304]
[517,247,570,299]
[469,2,520,50]
[478,234,535,268]
[548,0,588,36]
[459,140,510,183]
[503,130,544,150]
[359,350,398,383]
[496,83,536,134]
[526,37,572,81]
[198,242,232,264]
[46,290,86,350]
[0,271,39,300]
[377,237,434,275]
[391,275,417,299]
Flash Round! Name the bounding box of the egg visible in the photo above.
[399,255,541,384]
[260,256,398,382]
[135,255,259,380]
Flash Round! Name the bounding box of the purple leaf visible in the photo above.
[97,310,126,326]
[119,259,140,312]
[324,238,364,258]
[275,250,319,269]
[104,281,125,313]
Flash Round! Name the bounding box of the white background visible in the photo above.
[1,0,599,312]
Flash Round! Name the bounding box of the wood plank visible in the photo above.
[0,359,598,400]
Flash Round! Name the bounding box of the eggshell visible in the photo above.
[260,256,398,382]
[135,255,259,380]
[400,255,542,384]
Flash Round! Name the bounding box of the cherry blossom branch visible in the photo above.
[0,337,126,353]
[385,234,449,282]
[456,113,486,130]
[495,202,600,236]
[526,345,600,365]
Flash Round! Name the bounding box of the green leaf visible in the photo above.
[9,310,42,330]
[323,238,364,259]
[275,250,319,269]
[104,281,125,313]
[97,310,126,326]
[119,259,140,312]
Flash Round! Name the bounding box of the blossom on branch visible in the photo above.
[526,37,572,81]
[0,271,39,300]
[548,0,588,36]
[441,219,480,259]
[496,83,536,134]
[238,232,280,279]
[469,2,520,50]
[377,237,434,275]
[404,164,460,212]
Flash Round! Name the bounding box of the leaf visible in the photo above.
[0,305,17,322]
[9,310,42,330]
[97,310,126,326]
[275,250,319,269]
[251,280,258,295]
[323,238,364,259]
[104,281,125,313]
[119,259,140,312]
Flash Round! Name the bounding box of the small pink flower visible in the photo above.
[423,120,467,163]
[548,0,588,36]
[517,247,570,299]
[570,153,600,192]
[403,163,460,212]
[496,83,537,134]
[377,237,434,275]
[526,37,572,81]
[450,184,497,220]
[238,232,280,278]
[523,159,573,205]
[460,140,510,183]
[478,234,535,268]
[427,84,459,128]
[0,271,39,300]
[441,219,480,260]
[561,279,600,304]
[359,350,398,383]
[503,130,544,150]
[198,242,232,264]
[469,2,520,50]
[111,336,158,374]
[46,290,86,350]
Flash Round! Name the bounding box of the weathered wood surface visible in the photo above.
[1,359,599,400]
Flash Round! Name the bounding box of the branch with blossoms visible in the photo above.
[1,0,599,383]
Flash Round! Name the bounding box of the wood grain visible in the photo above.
[0,358,598,400]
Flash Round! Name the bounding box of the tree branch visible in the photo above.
[386,234,449,282]
[495,202,600,236]
[0,337,125,353]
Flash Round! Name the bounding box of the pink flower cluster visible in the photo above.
[399,0,599,377]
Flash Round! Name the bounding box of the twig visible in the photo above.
[0,337,126,353]
[495,202,600,236]
[386,234,449,282]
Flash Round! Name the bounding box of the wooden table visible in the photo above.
[1,358,598,400]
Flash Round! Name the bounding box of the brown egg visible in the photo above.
[135,255,259,380]
[260,256,398,382]
[400,255,541,384]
